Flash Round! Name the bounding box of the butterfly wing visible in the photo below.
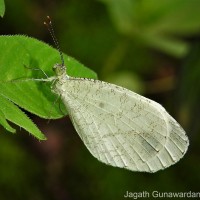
[55,78,189,172]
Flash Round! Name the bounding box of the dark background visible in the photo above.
[0,0,200,199]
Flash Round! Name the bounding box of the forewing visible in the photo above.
[58,78,189,172]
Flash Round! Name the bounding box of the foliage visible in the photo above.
[0,36,96,139]
[101,0,200,57]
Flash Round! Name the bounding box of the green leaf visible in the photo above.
[0,35,97,138]
[0,107,15,133]
[139,33,189,58]
[0,0,5,17]
[144,0,200,36]
[0,94,46,140]
[101,0,200,57]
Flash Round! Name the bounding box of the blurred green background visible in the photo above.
[0,0,200,199]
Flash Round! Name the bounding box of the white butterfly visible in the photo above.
[43,16,189,173]
[45,63,189,173]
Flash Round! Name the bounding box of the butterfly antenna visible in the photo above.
[44,16,65,67]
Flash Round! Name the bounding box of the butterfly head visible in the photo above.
[53,63,67,78]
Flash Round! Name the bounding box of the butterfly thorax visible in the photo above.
[51,63,69,95]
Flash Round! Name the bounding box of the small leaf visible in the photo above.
[0,0,5,17]
[0,94,46,140]
[0,107,15,133]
